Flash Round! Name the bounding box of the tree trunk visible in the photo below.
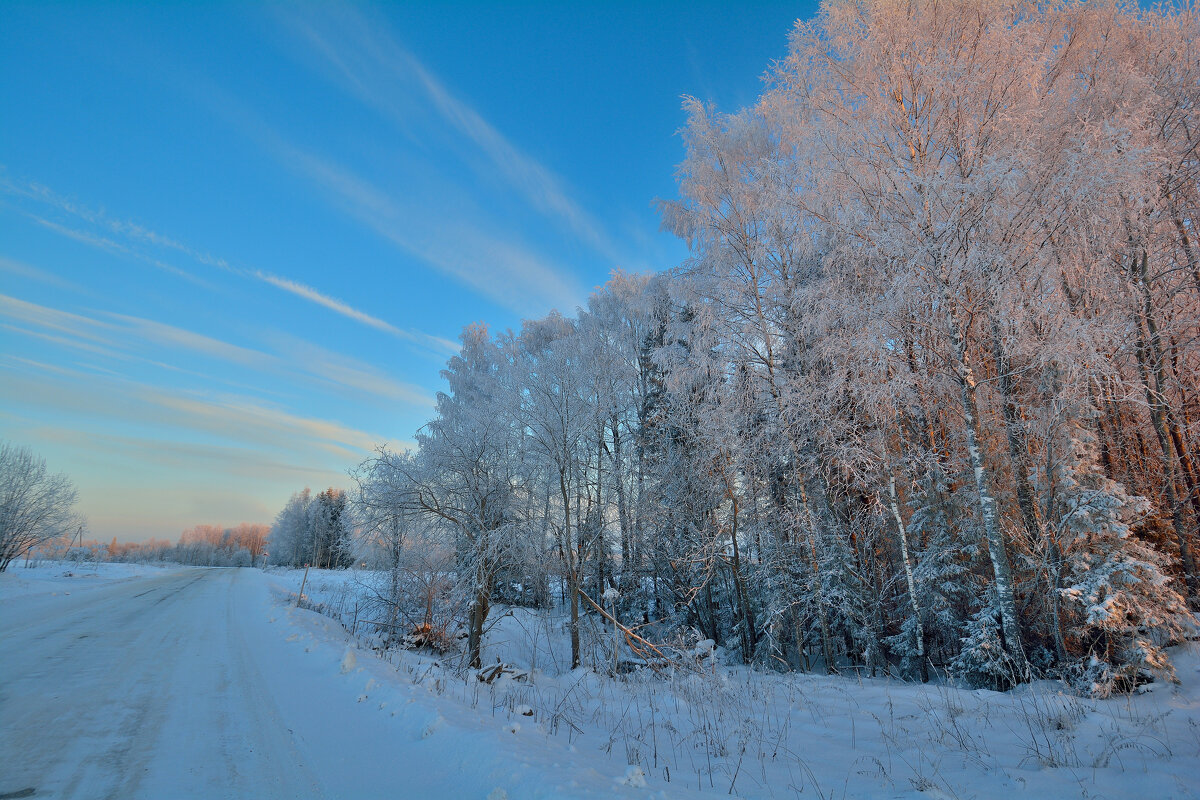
[798,482,836,674]
[946,299,1027,676]
[1135,326,1199,599]
[1165,411,1200,533]
[990,318,1042,544]
[389,523,402,631]
[467,582,489,669]
[727,494,757,663]
[1132,249,1199,598]
[561,470,582,669]
[610,421,634,593]
[887,473,927,682]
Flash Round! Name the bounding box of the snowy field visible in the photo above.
[2,562,1197,799]
[0,559,186,602]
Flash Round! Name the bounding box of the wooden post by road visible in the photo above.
[296,564,310,607]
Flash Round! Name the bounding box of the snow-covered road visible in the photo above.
[1,569,338,798]
[0,568,671,800]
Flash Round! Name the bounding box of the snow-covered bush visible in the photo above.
[1051,413,1194,695]
[951,602,1028,691]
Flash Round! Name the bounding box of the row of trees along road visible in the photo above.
[288,1,1198,696]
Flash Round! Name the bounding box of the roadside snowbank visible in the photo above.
[263,567,1200,799]
[262,571,695,799]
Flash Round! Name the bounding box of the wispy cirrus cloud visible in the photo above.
[27,215,211,286]
[0,292,435,409]
[0,356,396,461]
[280,3,621,263]
[0,255,86,293]
[0,172,453,356]
[101,311,279,372]
[2,174,237,272]
[0,293,111,342]
[34,426,351,484]
[253,270,457,354]
[273,145,583,314]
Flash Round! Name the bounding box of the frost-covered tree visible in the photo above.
[1051,408,1193,694]
[405,324,527,668]
[269,488,314,567]
[513,313,598,668]
[0,441,80,572]
[310,488,353,569]
[352,448,458,642]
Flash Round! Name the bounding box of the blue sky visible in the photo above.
[0,1,815,542]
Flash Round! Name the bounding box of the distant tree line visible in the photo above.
[107,522,270,567]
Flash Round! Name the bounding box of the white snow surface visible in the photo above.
[0,564,680,799]
[3,563,1199,799]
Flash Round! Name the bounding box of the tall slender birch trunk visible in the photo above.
[946,296,1026,673]
[887,473,927,681]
